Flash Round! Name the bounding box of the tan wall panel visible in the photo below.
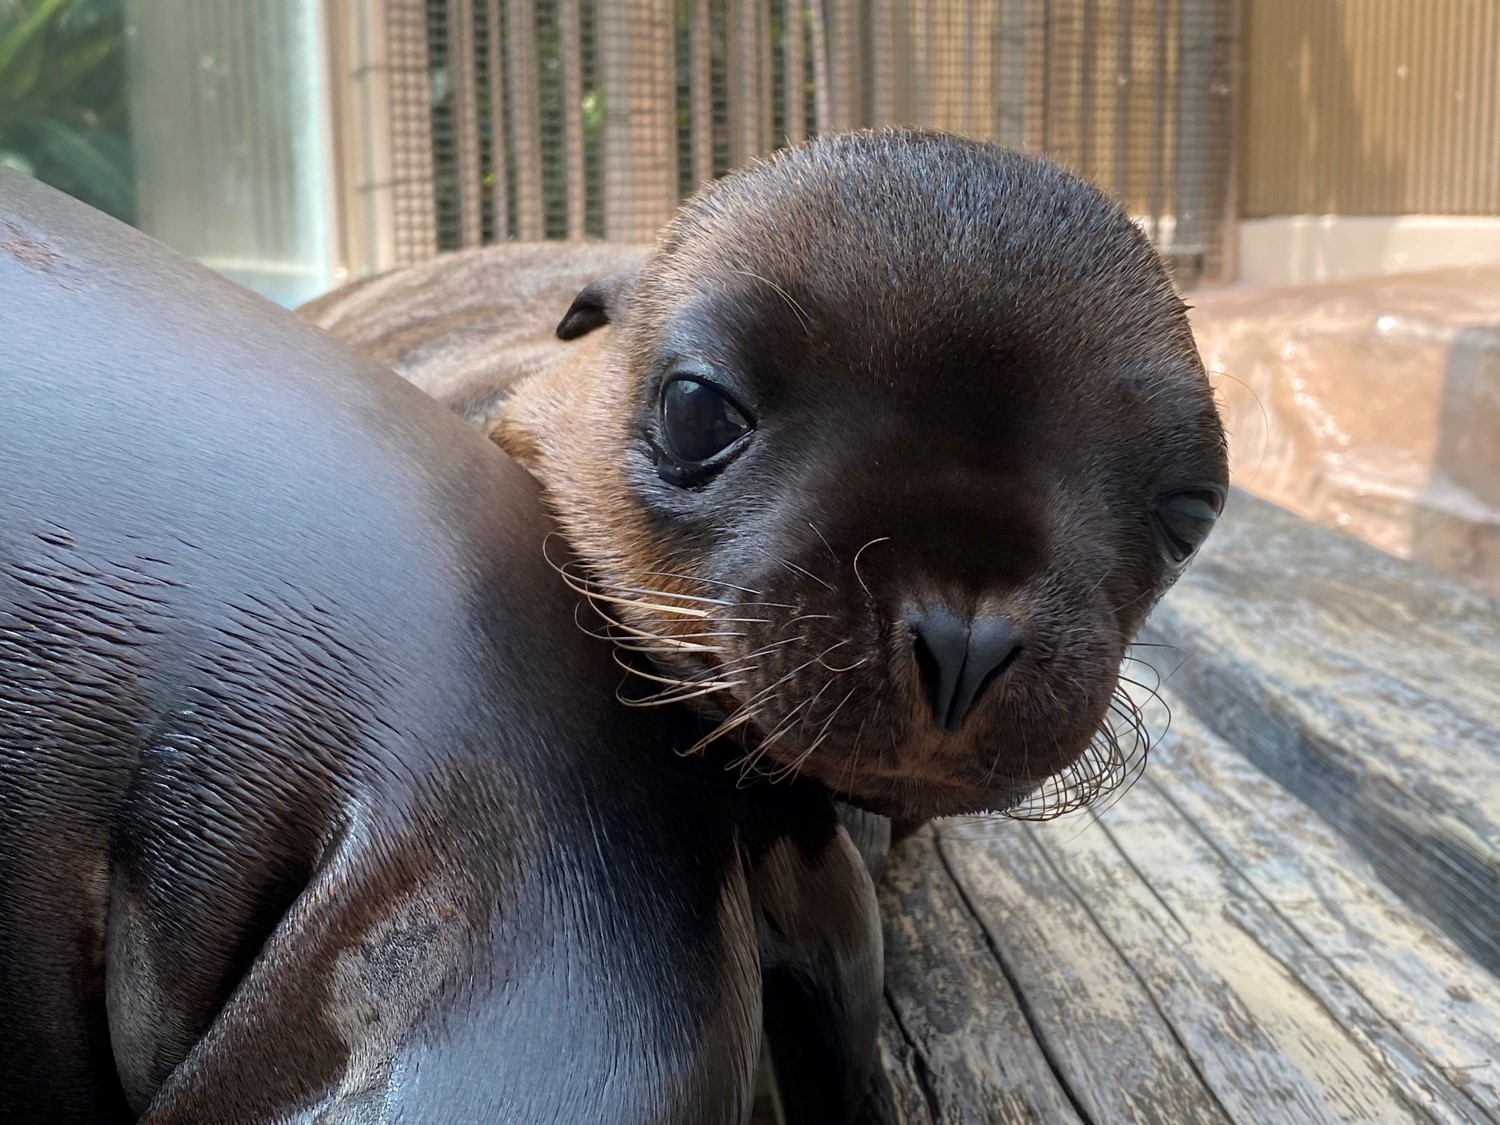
[1243,0,1500,217]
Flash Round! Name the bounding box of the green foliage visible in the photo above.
[0,0,134,222]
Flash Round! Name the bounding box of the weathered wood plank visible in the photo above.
[876,829,1083,1123]
[865,701,1500,1122]
[1141,490,1500,974]
[1015,809,1430,1122]
[861,1003,941,1125]
[1139,706,1500,1120]
[861,689,1500,1123]
[937,824,1235,1123]
[1008,722,1488,1119]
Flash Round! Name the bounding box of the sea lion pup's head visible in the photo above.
[499,129,1227,821]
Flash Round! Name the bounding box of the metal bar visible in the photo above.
[808,0,831,134]
[1215,0,1242,285]
[783,0,807,143]
[828,0,856,129]
[759,0,774,149]
[911,0,931,125]
[506,0,543,239]
[1150,0,1166,237]
[728,0,762,164]
[485,0,510,239]
[559,0,585,237]
[691,0,714,181]
[1079,0,1093,174]
[447,0,482,246]
[382,0,437,262]
[995,0,1026,148]
[600,0,678,240]
[1113,0,1129,198]
[1172,0,1214,278]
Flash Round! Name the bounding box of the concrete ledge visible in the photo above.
[1236,215,1500,288]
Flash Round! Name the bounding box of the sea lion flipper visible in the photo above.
[750,810,882,1125]
[556,272,636,340]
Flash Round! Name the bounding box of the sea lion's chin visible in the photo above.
[817,777,1039,822]
[780,736,1093,822]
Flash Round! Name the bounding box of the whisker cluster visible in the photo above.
[543,536,864,780]
[999,642,1174,821]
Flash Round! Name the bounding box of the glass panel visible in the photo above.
[1,0,336,307]
[124,0,334,306]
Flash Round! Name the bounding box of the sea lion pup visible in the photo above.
[489,130,1230,822]
[0,172,877,1123]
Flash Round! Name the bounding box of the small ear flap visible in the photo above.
[556,272,633,340]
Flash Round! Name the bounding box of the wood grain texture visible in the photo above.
[878,830,1082,1123]
[1142,489,1500,974]
[859,702,1500,1123]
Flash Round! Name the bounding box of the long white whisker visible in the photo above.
[779,558,834,592]
[682,707,759,757]
[636,569,764,596]
[620,681,745,707]
[851,536,890,600]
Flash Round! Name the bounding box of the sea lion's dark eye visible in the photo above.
[1154,487,1225,567]
[660,377,752,464]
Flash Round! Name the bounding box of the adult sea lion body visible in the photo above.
[307,129,1231,824]
[0,173,878,1122]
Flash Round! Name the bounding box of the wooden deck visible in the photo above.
[856,493,1500,1123]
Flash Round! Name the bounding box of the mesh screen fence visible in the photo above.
[370,0,1238,284]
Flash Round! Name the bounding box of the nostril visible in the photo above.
[905,603,969,731]
[911,630,943,712]
[951,615,1025,728]
[906,605,1025,731]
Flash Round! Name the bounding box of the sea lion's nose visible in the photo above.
[905,604,1025,731]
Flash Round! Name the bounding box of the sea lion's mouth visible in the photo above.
[541,502,1198,823]
[832,775,1037,822]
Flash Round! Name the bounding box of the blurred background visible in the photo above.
[4,0,1497,591]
